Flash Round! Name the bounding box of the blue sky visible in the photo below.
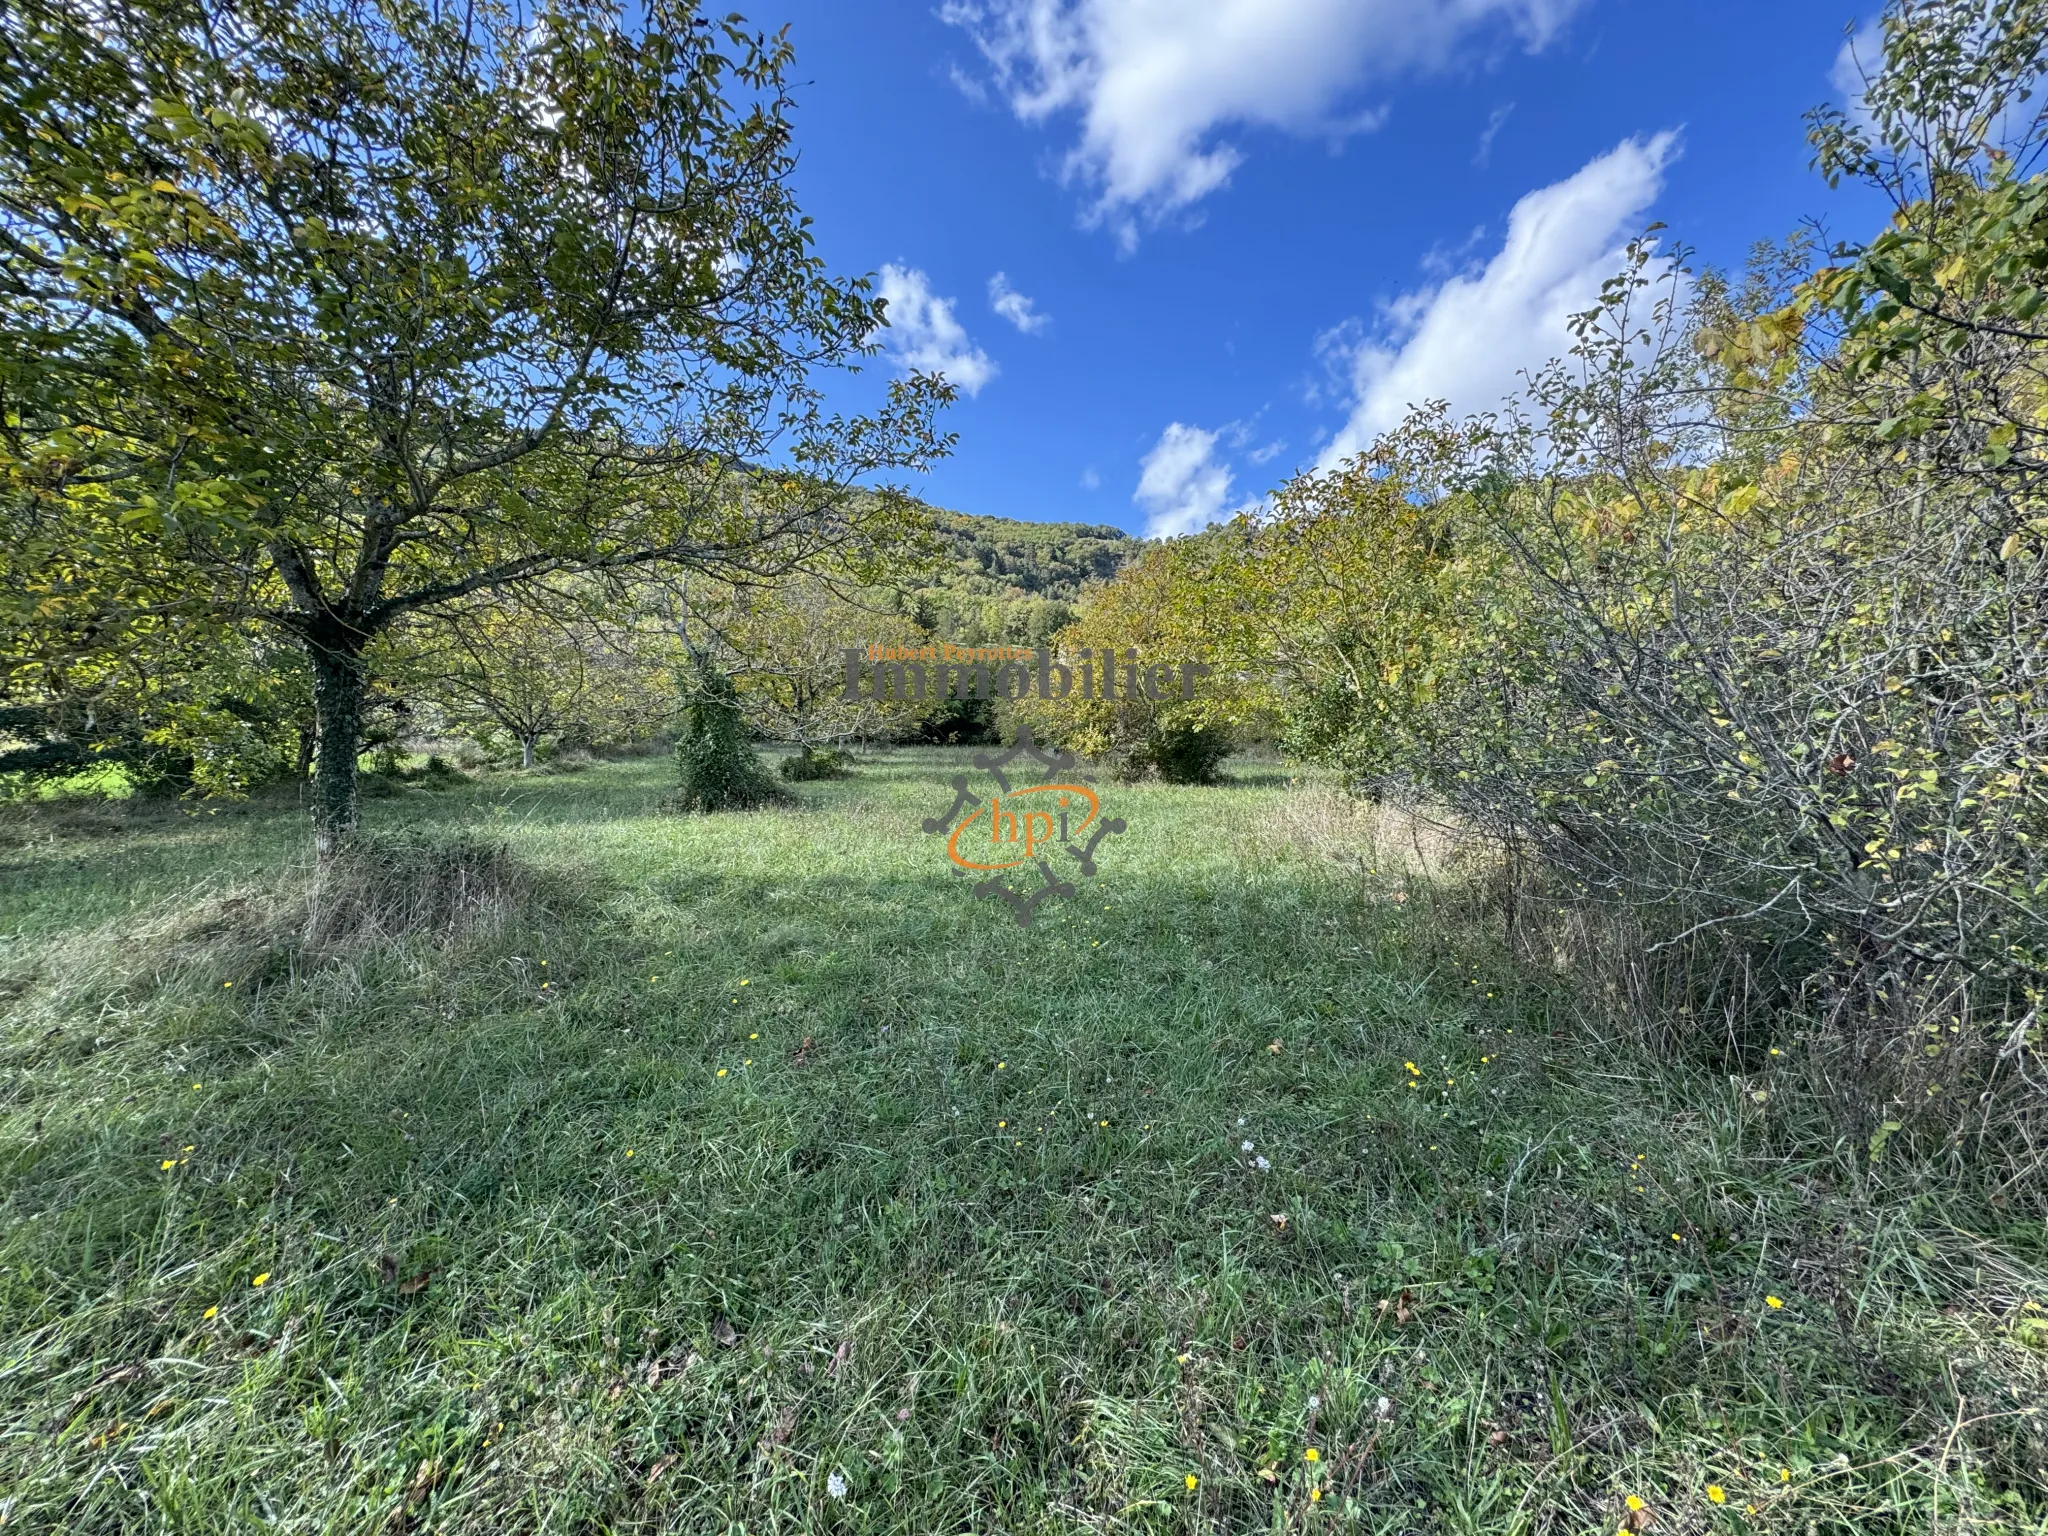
[765,0,1885,536]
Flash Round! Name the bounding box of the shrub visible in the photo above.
[779,747,851,781]
[1135,717,1233,785]
[672,662,783,812]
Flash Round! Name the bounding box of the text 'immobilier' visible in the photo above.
[840,645,1210,701]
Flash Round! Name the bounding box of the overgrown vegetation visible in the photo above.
[1051,0,2048,1173]
[671,661,785,812]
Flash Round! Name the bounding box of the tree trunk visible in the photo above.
[307,634,368,859]
[521,733,537,768]
[295,722,318,780]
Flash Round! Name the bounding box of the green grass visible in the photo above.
[0,751,2043,1534]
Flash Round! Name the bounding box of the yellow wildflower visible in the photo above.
[1304,1448,1320,1462]
[1766,1295,1784,1308]
[252,1273,269,1288]
[1185,1474,1198,1490]
[1707,1484,1726,1504]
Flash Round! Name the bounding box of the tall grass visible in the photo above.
[0,754,2041,1533]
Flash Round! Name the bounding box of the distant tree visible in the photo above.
[691,576,926,755]
[409,591,677,767]
[0,0,948,852]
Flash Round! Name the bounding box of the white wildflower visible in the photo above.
[1375,1396,1393,1420]
[1254,1155,1271,1171]
[827,1470,848,1499]
[1240,1139,1255,1154]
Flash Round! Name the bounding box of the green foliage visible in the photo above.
[918,695,999,745]
[0,0,949,848]
[672,660,782,812]
[897,511,1135,646]
[1048,1,2048,1152]
[1130,716,1235,785]
[778,746,851,781]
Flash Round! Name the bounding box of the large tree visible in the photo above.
[0,0,948,851]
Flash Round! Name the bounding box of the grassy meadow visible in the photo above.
[0,751,2042,1534]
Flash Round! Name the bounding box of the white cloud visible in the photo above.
[1135,422,1238,538]
[876,264,997,395]
[942,0,1586,242]
[1474,101,1515,166]
[1317,130,1679,466]
[988,272,1050,333]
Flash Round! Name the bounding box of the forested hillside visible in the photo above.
[889,509,1136,646]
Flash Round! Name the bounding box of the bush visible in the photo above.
[919,697,997,745]
[1135,717,1233,785]
[672,662,783,812]
[779,747,850,781]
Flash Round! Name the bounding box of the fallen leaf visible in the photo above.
[1266,1039,1283,1055]
[711,1315,739,1349]
[648,1453,679,1484]
[398,1269,432,1297]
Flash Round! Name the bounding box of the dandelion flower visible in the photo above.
[999,1121,1007,1129]
[1185,1474,1199,1490]
[996,1062,1006,1070]
[203,1306,217,1319]
[1304,1448,1320,1462]
[717,1068,728,1078]
[1672,1233,1682,1241]
[625,1149,635,1158]
[252,1272,270,1288]
[1707,1484,1726,1504]
[1404,1062,1419,1074]
[1779,1468,1790,1483]
[1626,1495,1645,1512]
[160,1159,176,1171]
[1766,1295,1784,1308]
[1310,1487,1323,1503]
